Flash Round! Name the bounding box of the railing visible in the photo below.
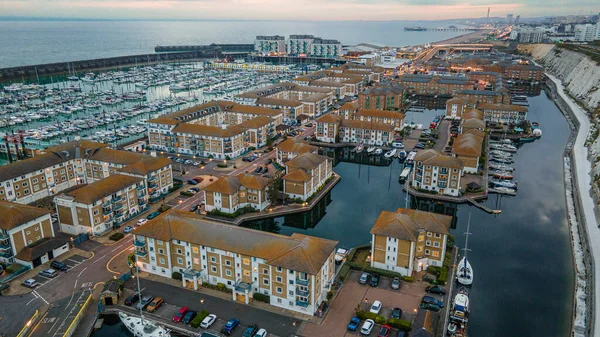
[296,288,310,297]
[148,182,158,189]
[135,250,148,257]
[0,251,14,258]
[147,176,157,182]
[102,208,112,216]
[113,203,123,211]
[112,196,122,203]
[133,240,146,247]
[296,277,310,286]
[102,201,111,208]
[0,232,9,241]
[295,299,310,307]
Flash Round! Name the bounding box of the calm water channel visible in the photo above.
[93,89,574,337]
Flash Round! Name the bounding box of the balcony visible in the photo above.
[102,201,111,208]
[103,208,112,216]
[148,182,158,189]
[147,176,157,183]
[296,288,310,297]
[0,250,14,258]
[0,243,12,251]
[112,196,122,203]
[0,232,9,241]
[136,185,146,192]
[133,240,146,247]
[113,203,123,211]
[295,299,310,307]
[135,250,148,257]
[296,277,310,286]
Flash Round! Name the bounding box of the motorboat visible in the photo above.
[489,179,518,189]
[366,146,376,154]
[451,288,470,322]
[491,186,517,195]
[119,312,171,337]
[457,214,474,286]
[384,149,397,158]
[335,248,348,264]
[397,150,407,162]
[399,167,411,184]
[492,171,514,180]
[373,148,383,156]
[354,143,364,153]
[489,164,514,172]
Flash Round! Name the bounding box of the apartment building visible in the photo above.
[0,201,69,267]
[256,97,306,121]
[204,174,271,214]
[287,35,315,55]
[133,211,337,315]
[55,174,147,236]
[283,153,333,201]
[358,82,405,110]
[456,89,511,105]
[339,119,395,145]
[411,150,464,196]
[330,64,384,83]
[478,103,528,124]
[400,74,474,96]
[370,208,451,276]
[444,97,476,120]
[315,114,342,143]
[254,35,286,55]
[503,64,544,82]
[452,129,484,174]
[0,140,172,205]
[310,38,342,58]
[275,139,318,165]
[292,71,364,98]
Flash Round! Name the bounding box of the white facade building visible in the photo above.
[254,35,286,55]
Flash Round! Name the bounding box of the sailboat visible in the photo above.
[456,213,474,286]
[119,260,171,337]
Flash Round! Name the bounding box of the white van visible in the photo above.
[392,142,404,149]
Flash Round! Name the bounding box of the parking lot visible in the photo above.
[299,270,442,337]
[29,254,89,289]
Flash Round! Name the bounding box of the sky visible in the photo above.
[2,0,599,21]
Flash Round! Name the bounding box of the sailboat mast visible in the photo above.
[135,248,145,323]
[463,212,471,259]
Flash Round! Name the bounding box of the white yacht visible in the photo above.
[118,312,171,337]
[384,149,397,158]
[457,214,474,286]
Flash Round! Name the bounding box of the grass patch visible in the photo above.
[109,232,124,241]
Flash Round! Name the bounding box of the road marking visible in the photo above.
[33,290,49,305]
[26,297,37,306]
[42,317,57,324]
[64,291,76,311]
[81,282,94,288]
[73,280,78,289]
[106,245,134,274]
[92,254,108,264]
[78,266,88,278]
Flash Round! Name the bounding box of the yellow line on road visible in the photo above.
[106,246,134,274]
[93,282,106,290]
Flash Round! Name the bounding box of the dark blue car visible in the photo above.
[422,295,444,308]
[182,310,197,324]
[221,318,240,335]
[347,316,360,331]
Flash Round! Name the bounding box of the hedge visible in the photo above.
[339,265,351,281]
[347,244,370,261]
[217,163,228,168]
[438,267,449,285]
[402,276,414,283]
[427,266,442,277]
[216,282,227,291]
[362,266,403,279]
[109,232,124,241]
[6,263,24,274]
[172,272,182,281]
[190,309,210,328]
[387,318,412,331]
[356,310,385,323]
[253,293,270,303]
[158,205,171,213]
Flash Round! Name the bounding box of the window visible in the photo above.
[243,258,250,265]
[276,287,283,294]
[263,268,269,274]
[276,276,282,283]
[432,251,440,257]
[263,279,269,285]
[226,270,232,276]
[426,240,431,246]
[93,210,99,216]
[243,270,250,276]
[159,258,165,264]
[34,227,38,231]
[177,257,183,265]
[276,266,282,272]
[434,242,440,248]
[225,260,232,266]
[193,258,200,265]
[425,249,430,255]
[211,266,217,273]
[277,298,282,303]
[427,232,432,237]
[434,233,441,238]
[177,249,182,254]
[418,235,424,242]
[417,246,423,252]
[289,290,294,296]
[193,247,199,253]
[289,301,294,306]
[158,248,164,254]
[210,256,216,262]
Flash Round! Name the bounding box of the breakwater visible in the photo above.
[0,47,221,82]
[156,43,254,54]
[247,55,346,66]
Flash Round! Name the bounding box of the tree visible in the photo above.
[267,177,283,205]
[266,135,274,148]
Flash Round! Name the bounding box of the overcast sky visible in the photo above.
[2,0,599,21]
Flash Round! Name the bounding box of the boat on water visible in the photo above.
[405,151,417,166]
[489,179,518,189]
[457,214,473,286]
[118,312,171,337]
[335,248,348,264]
[399,167,411,184]
[448,287,470,337]
[373,148,383,156]
[397,150,407,162]
[488,164,514,172]
[354,143,364,153]
[492,171,514,180]
[491,186,517,195]
[384,148,397,158]
[366,146,376,154]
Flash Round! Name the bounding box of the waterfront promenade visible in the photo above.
[548,73,599,337]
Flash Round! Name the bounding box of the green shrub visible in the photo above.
[326,291,333,301]
[438,267,449,285]
[375,315,386,324]
[217,163,228,168]
[402,276,414,283]
[172,272,182,281]
[339,265,351,281]
[216,282,226,291]
[362,266,403,279]
[158,205,171,213]
[427,266,442,277]
[127,253,136,266]
[344,261,363,270]
[109,233,124,241]
[190,309,210,328]
[387,318,412,331]
[356,310,380,321]
[253,293,270,303]
[6,263,24,274]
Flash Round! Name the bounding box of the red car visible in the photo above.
[173,307,189,323]
[378,325,391,337]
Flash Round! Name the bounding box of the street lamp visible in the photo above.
[364,298,368,310]
[201,299,205,311]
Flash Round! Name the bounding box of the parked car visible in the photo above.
[200,314,217,328]
[255,328,268,337]
[39,268,58,278]
[136,295,154,310]
[254,167,262,174]
[51,260,68,271]
[390,307,402,319]
[190,187,200,192]
[187,179,199,185]
[360,319,375,335]
[147,212,160,220]
[242,324,259,337]
[193,176,204,183]
[124,226,134,233]
[370,300,382,314]
[391,277,401,290]
[146,296,164,312]
[396,331,407,337]
[347,316,361,331]
[193,161,201,166]
[369,273,380,287]
[414,143,426,149]
[378,325,392,337]
[184,160,193,165]
[425,285,446,295]
[173,307,189,323]
[265,159,272,165]
[124,293,140,306]
[190,204,200,212]
[419,302,441,312]
[221,318,240,335]
[22,279,39,288]
[422,296,444,308]
[182,310,197,324]
[137,218,149,225]
[261,166,268,174]
[358,272,370,285]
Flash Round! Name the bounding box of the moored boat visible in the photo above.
[118,312,171,337]
[373,148,383,156]
[457,214,474,286]
[354,143,364,153]
[366,146,376,154]
[384,149,397,158]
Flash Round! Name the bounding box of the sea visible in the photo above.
[0,19,468,68]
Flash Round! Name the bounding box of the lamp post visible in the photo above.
[201,299,204,311]
[364,297,368,311]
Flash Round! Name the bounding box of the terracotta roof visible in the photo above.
[461,118,486,129]
[414,149,464,169]
[147,117,179,125]
[462,129,484,138]
[361,82,404,95]
[218,101,283,117]
[237,173,270,190]
[87,147,143,165]
[256,97,303,107]
[477,103,528,112]
[357,108,405,120]
[370,208,452,241]
[64,174,143,204]
[15,235,69,262]
[160,101,220,120]
[0,153,65,182]
[283,168,312,182]
[316,114,342,124]
[292,86,335,94]
[412,309,438,337]
[339,101,359,111]
[133,211,337,275]
[300,93,329,103]
[172,123,244,138]
[309,80,345,88]
[286,153,328,171]
[119,157,172,176]
[0,200,51,230]
[239,116,273,130]
[340,119,395,132]
[462,109,484,120]
[204,176,242,195]
[453,134,483,156]
[276,139,317,155]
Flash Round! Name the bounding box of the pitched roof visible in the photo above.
[309,80,345,88]
[370,208,452,241]
[412,309,438,337]
[172,123,244,138]
[119,157,172,176]
[357,108,405,120]
[239,116,273,129]
[0,200,51,230]
[146,117,179,125]
[0,153,65,182]
[204,176,242,195]
[300,93,329,103]
[63,174,143,204]
[340,119,395,132]
[316,114,342,124]
[133,211,338,275]
[218,101,283,117]
[414,149,464,169]
[339,101,359,111]
[256,97,303,107]
[461,118,486,129]
[283,168,313,182]
[453,134,483,156]
[276,139,317,155]
[462,109,484,120]
[15,235,69,262]
[237,173,270,190]
[361,82,404,95]
[477,103,528,112]
[286,153,328,171]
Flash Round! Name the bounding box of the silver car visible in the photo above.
[136,295,154,310]
[39,268,58,278]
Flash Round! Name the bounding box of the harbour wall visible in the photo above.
[546,75,594,337]
[0,47,221,82]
